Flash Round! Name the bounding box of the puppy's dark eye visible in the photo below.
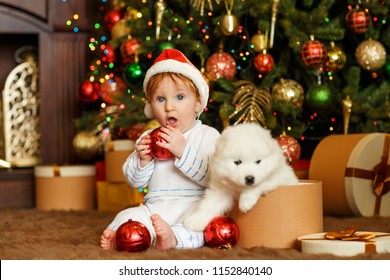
[255,160,261,164]
[234,160,242,166]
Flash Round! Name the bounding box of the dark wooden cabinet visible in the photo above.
[0,0,96,207]
[0,0,95,164]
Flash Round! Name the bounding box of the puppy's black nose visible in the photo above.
[245,175,255,185]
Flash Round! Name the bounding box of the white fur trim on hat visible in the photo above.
[144,102,154,119]
[143,49,209,119]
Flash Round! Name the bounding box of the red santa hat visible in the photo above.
[143,48,209,119]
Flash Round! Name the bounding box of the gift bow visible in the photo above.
[345,134,390,215]
[324,226,376,241]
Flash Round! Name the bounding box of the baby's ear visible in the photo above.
[195,99,202,113]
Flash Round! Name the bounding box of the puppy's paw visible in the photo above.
[184,213,209,232]
[238,193,259,213]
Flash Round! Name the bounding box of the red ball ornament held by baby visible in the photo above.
[116,219,151,252]
[149,127,174,160]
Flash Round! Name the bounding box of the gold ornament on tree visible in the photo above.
[154,0,167,41]
[271,78,304,107]
[73,131,102,161]
[111,19,132,40]
[325,41,346,73]
[229,80,272,126]
[191,0,221,16]
[220,0,239,36]
[342,95,352,134]
[355,38,387,71]
[269,0,279,49]
[251,30,268,53]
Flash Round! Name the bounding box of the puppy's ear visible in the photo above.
[215,135,227,154]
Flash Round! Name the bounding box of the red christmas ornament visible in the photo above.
[100,76,127,104]
[345,7,371,34]
[204,216,240,249]
[149,127,174,160]
[205,51,237,81]
[121,38,141,64]
[78,80,100,103]
[126,122,144,140]
[116,219,151,252]
[275,134,301,165]
[300,39,327,67]
[101,44,116,64]
[253,52,274,73]
[104,10,122,31]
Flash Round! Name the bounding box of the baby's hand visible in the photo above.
[136,134,153,167]
[156,126,187,159]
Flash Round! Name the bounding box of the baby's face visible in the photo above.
[149,76,201,132]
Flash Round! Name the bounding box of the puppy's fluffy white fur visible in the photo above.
[184,123,299,231]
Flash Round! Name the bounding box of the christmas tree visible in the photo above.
[75,0,390,161]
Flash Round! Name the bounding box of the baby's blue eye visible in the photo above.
[177,95,184,100]
[157,96,165,102]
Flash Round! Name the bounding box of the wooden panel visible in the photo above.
[0,169,35,208]
[39,32,88,164]
[0,0,47,20]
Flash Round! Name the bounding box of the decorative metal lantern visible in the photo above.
[1,46,40,167]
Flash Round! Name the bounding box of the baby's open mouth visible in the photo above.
[167,117,177,126]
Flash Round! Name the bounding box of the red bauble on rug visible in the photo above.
[116,219,151,252]
[204,216,240,249]
[149,127,174,160]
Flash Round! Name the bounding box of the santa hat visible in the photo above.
[143,49,209,119]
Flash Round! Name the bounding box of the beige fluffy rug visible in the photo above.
[0,209,389,260]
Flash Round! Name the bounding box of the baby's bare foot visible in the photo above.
[151,214,177,250]
[100,229,116,250]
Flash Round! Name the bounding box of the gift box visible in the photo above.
[96,181,143,212]
[297,227,390,256]
[230,180,323,249]
[105,140,135,182]
[35,165,96,210]
[309,133,390,216]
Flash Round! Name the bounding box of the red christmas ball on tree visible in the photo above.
[121,38,141,64]
[149,127,174,160]
[116,219,151,252]
[345,7,371,34]
[275,134,301,165]
[300,39,327,67]
[78,80,100,103]
[101,44,116,64]
[104,10,122,31]
[205,51,237,81]
[204,216,240,249]
[253,52,274,73]
[100,76,127,105]
[126,122,144,141]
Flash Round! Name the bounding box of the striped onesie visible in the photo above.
[106,120,220,249]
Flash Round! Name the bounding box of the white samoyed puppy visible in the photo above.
[184,123,299,231]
